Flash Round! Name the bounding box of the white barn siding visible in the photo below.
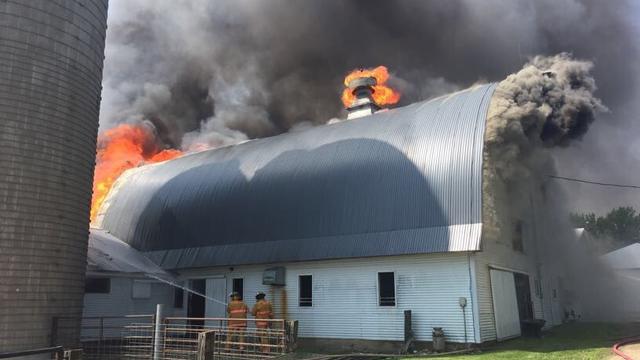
[82,276,182,338]
[474,201,544,342]
[83,277,174,317]
[474,234,548,343]
[474,211,564,341]
[474,172,571,343]
[474,254,496,342]
[181,253,477,343]
[474,240,564,342]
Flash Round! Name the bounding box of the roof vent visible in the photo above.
[346,76,381,119]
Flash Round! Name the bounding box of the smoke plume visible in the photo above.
[102,0,639,211]
[485,53,607,182]
[99,0,640,321]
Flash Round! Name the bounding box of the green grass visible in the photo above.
[410,322,640,360]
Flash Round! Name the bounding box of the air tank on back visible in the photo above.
[0,0,108,351]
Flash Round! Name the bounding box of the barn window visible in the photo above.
[378,272,396,306]
[233,278,244,300]
[299,275,312,307]
[85,277,110,294]
[174,284,184,309]
[534,277,542,298]
[513,220,524,252]
[132,280,151,299]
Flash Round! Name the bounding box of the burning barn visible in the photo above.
[84,67,577,349]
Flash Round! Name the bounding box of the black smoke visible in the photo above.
[101,0,638,190]
[484,53,607,181]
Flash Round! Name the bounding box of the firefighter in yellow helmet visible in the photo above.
[251,291,274,353]
[226,291,248,351]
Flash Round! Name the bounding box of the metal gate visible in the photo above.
[163,317,287,359]
[52,315,294,360]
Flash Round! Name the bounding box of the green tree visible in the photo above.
[571,206,640,248]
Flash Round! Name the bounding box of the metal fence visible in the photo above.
[52,315,293,360]
[0,346,64,359]
[163,317,287,360]
[54,315,155,359]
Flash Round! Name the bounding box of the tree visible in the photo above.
[571,206,640,249]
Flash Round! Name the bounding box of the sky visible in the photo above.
[100,0,640,216]
[553,2,640,214]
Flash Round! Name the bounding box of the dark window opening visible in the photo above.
[513,220,524,252]
[514,273,534,321]
[187,279,206,327]
[174,286,184,309]
[232,278,244,300]
[378,272,396,306]
[85,277,110,294]
[534,277,542,298]
[299,275,312,307]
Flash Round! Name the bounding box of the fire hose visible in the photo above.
[612,336,640,360]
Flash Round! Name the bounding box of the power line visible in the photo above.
[548,175,640,190]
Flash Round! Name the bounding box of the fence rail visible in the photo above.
[0,346,64,359]
[163,317,287,360]
[52,314,296,360]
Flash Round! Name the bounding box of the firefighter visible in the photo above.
[226,291,248,351]
[251,291,274,353]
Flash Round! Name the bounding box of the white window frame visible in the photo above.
[298,274,313,308]
[376,271,397,307]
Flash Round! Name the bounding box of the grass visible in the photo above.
[409,322,640,360]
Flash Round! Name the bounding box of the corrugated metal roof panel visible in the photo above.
[87,229,171,275]
[147,223,480,268]
[99,84,497,269]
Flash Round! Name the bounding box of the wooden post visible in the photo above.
[54,347,64,360]
[284,320,299,352]
[404,310,412,342]
[197,330,217,360]
[402,310,414,354]
[99,317,104,342]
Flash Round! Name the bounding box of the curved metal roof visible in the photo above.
[96,83,496,269]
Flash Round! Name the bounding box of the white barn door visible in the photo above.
[490,269,521,340]
[205,277,227,319]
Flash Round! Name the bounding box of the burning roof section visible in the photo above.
[96,84,496,269]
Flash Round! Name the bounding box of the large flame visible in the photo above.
[90,124,182,222]
[341,65,401,107]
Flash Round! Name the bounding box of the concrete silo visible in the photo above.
[0,0,108,351]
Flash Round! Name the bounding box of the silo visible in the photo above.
[0,0,108,352]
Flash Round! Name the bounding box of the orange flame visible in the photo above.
[341,65,401,107]
[90,124,182,222]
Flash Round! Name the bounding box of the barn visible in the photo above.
[85,83,567,350]
[598,241,640,320]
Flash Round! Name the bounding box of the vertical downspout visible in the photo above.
[529,192,546,320]
[468,252,481,343]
